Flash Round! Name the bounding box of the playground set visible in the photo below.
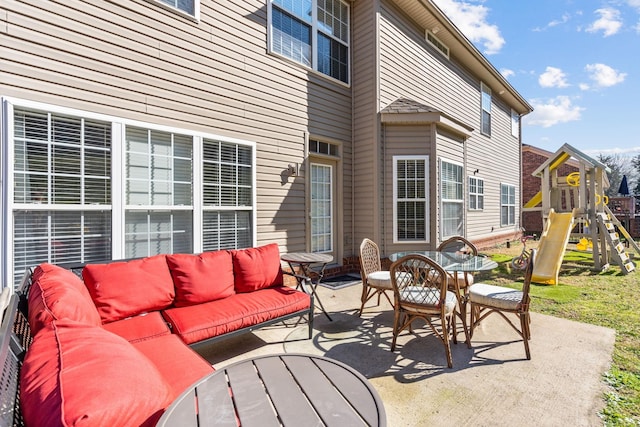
[522,143,639,284]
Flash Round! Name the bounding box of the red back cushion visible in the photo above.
[28,263,101,335]
[166,251,235,307]
[231,244,284,293]
[82,255,175,323]
[20,320,173,427]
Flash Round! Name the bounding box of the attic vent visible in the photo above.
[426,31,449,59]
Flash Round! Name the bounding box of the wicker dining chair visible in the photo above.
[469,249,535,360]
[358,238,394,316]
[437,235,478,289]
[437,235,478,347]
[389,254,457,368]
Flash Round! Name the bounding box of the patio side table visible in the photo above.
[281,252,334,321]
[156,353,386,427]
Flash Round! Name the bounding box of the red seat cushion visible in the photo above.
[101,311,171,343]
[162,287,310,344]
[133,335,214,399]
[28,263,101,335]
[82,255,175,323]
[166,251,235,307]
[231,243,284,292]
[20,320,173,427]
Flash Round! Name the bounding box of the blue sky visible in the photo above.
[432,0,640,157]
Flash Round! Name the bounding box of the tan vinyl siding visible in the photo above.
[466,96,521,241]
[1,0,353,254]
[376,0,521,245]
[352,0,381,247]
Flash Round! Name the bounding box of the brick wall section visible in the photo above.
[522,147,578,235]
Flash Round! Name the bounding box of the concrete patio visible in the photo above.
[195,282,615,426]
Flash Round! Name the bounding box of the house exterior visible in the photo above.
[1,0,531,287]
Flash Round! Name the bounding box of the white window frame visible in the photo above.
[267,0,350,85]
[500,183,516,226]
[468,176,484,211]
[440,159,464,239]
[393,155,429,244]
[511,109,520,138]
[1,97,256,287]
[310,163,334,253]
[150,0,200,20]
[481,82,492,136]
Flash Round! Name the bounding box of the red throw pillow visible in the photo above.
[166,251,235,306]
[82,255,175,323]
[28,263,102,335]
[20,320,173,427]
[231,243,284,293]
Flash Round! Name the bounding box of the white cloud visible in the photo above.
[579,83,590,91]
[585,147,640,156]
[533,13,571,31]
[432,0,505,54]
[585,63,626,87]
[538,67,569,88]
[586,8,623,36]
[627,0,640,11]
[501,68,515,79]
[524,96,584,128]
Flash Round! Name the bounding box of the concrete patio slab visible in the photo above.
[196,283,614,426]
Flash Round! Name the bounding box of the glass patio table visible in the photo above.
[388,251,498,273]
[388,250,498,346]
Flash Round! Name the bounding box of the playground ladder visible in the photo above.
[596,212,636,274]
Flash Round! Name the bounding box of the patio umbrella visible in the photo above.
[618,175,630,196]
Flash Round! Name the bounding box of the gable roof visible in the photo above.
[531,143,611,178]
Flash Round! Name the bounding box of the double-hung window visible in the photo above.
[393,156,428,242]
[481,82,491,136]
[202,139,253,251]
[124,127,194,258]
[12,109,113,279]
[441,160,464,238]
[501,183,516,226]
[468,176,484,210]
[269,0,350,83]
[511,109,519,138]
[4,99,255,287]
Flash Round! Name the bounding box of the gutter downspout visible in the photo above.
[518,113,524,235]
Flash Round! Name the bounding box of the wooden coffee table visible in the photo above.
[156,353,386,427]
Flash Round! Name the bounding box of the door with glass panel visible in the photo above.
[309,162,335,257]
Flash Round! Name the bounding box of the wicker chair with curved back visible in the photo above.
[389,254,457,368]
[358,238,394,316]
[469,249,535,360]
[437,235,478,288]
[437,236,478,347]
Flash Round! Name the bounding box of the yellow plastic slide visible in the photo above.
[531,209,576,285]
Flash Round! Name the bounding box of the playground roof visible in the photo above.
[531,143,611,179]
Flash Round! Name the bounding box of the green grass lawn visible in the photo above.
[479,242,640,426]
